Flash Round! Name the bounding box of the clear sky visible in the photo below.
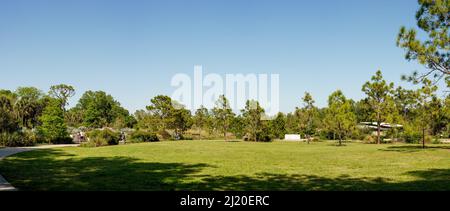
[0,0,445,113]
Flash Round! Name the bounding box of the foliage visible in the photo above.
[0,94,20,133]
[14,87,47,129]
[268,112,287,139]
[85,129,120,147]
[134,109,160,132]
[295,92,319,143]
[192,106,213,137]
[146,95,175,132]
[361,70,396,144]
[170,103,193,138]
[37,98,71,144]
[229,115,245,139]
[0,131,36,147]
[75,91,134,128]
[48,84,75,111]
[362,135,377,144]
[129,131,159,143]
[415,78,439,147]
[211,95,235,140]
[241,100,266,142]
[324,90,357,145]
[397,0,449,82]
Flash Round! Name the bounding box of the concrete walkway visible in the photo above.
[0,144,79,191]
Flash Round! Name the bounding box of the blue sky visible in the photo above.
[0,0,445,113]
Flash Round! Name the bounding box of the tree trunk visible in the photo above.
[224,119,227,141]
[376,121,381,145]
[422,128,425,149]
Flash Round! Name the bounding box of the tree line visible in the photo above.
[1,69,448,147]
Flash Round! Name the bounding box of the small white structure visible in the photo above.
[284,134,301,141]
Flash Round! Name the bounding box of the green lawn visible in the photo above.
[0,140,449,191]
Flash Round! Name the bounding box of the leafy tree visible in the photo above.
[325,90,357,146]
[268,112,287,139]
[76,91,132,128]
[397,0,449,83]
[38,98,70,144]
[14,87,46,129]
[15,87,43,100]
[0,89,17,100]
[416,78,439,148]
[394,86,418,120]
[444,96,450,136]
[0,94,19,133]
[230,115,245,139]
[193,106,211,138]
[170,102,193,138]
[134,109,160,132]
[144,96,193,139]
[146,95,175,132]
[49,84,75,112]
[362,70,396,144]
[241,100,265,142]
[212,95,235,141]
[428,95,447,136]
[285,112,300,134]
[65,107,84,127]
[296,92,318,143]
[354,98,372,123]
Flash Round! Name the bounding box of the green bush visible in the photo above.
[256,131,273,142]
[84,129,120,147]
[80,137,108,147]
[432,137,441,144]
[363,135,375,144]
[401,130,422,144]
[180,134,193,140]
[311,137,322,142]
[129,131,159,143]
[0,131,36,147]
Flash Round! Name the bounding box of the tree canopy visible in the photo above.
[397,0,449,83]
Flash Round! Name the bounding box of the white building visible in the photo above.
[284,134,302,141]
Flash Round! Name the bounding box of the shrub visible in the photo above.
[401,130,422,144]
[424,135,432,144]
[81,137,108,147]
[363,135,375,144]
[432,137,441,144]
[84,129,120,147]
[311,137,321,142]
[0,131,36,147]
[256,131,273,142]
[180,134,193,140]
[129,131,159,143]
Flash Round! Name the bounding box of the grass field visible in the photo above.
[0,140,449,191]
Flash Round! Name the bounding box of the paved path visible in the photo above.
[0,144,79,191]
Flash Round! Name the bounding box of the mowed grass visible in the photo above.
[0,140,449,191]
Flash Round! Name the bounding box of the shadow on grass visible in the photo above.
[0,149,449,191]
[196,168,450,191]
[379,145,450,152]
[0,149,212,191]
